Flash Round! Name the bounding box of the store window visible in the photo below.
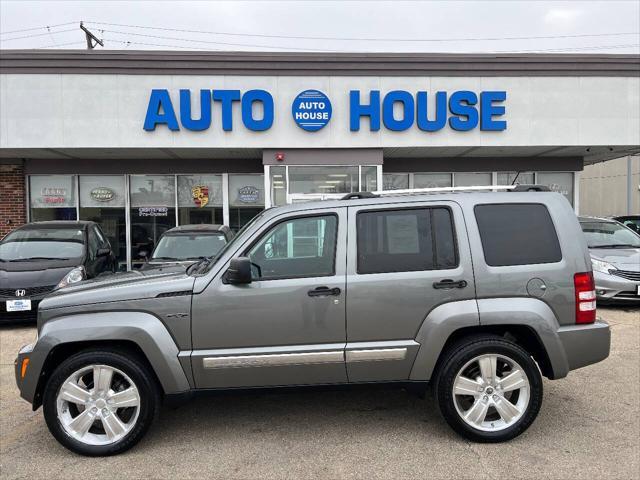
[79,175,127,271]
[129,175,176,268]
[270,166,287,206]
[454,172,492,187]
[361,166,379,191]
[29,175,77,221]
[177,175,223,225]
[229,174,264,232]
[414,173,452,189]
[383,173,410,190]
[497,172,535,186]
[288,166,359,195]
[537,172,574,205]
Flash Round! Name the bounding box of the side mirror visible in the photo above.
[226,257,252,284]
[97,247,111,257]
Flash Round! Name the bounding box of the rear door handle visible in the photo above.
[308,286,341,297]
[433,279,468,289]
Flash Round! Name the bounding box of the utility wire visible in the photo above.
[495,43,640,53]
[105,38,218,51]
[101,29,344,52]
[0,21,78,36]
[38,41,87,49]
[0,28,77,42]
[85,21,640,43]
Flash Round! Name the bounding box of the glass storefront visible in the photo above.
[129,175,176,268]
[29,175,77,221]
[229,174,264,232]
[79,175,127,271]
[25,168,576,270]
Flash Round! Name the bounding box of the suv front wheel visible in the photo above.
[435,336,543,442]
[42,349,160,456]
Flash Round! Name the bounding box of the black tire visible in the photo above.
[434,335,543,443]
[42,349,160,456]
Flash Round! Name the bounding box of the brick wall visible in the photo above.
[0,163,27,239]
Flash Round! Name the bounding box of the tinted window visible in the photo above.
[357,208,458,274]
[248,215,337,280]
[474,204,562,266]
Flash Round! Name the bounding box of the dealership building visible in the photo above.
[1,51,639,270]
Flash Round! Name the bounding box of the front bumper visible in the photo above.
[593,271,640,303]
[0,293,48,322]
[557,320,611,372]
[14,342,36,405]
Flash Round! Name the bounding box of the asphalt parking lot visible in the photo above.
[1,306,638,480]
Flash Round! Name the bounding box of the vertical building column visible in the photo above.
[0,161,27,238]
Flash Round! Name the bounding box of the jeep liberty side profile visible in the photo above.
[15,188,611,456]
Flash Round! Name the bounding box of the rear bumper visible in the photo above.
[557,320,611,372]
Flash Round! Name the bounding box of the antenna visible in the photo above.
[80,21,104,49]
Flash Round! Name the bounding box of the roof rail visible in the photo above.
[340,184,550,200]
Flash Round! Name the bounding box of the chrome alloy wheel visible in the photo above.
[56,365,141,446]
[452,354,530,432]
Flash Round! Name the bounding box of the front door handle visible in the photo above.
[308,286,341,297]
[433,279,468,290]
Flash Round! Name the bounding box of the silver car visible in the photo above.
[579,216,640,303]
[15,189,611,456]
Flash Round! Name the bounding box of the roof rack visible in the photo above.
[340,184,550,200]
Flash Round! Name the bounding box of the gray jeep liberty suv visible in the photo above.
[15,188,611,456]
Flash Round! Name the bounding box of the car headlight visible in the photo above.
[56,266,86,289]
[591,258,617,275]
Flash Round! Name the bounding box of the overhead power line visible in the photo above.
[105,38,216,51]
[0,21,78,36]
[495,43,640,53]
[100,29,344,52]
[85,21,640,43]
[0,28,76,42]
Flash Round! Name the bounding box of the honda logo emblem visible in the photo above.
[15,289,26,297]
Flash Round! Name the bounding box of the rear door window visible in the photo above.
[356,207,458,274]
[474,203,562,266]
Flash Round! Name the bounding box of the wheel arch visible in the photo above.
[25,311,192,410]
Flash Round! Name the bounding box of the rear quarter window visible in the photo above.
[474,203,562,267]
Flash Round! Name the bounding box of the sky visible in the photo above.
[0,0,639,53]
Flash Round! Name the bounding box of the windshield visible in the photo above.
[152,233,228,261]
[0,227,85,261]
[580,221,640,248]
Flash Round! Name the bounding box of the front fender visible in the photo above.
[409,299,480,381]
[17,312,191,406]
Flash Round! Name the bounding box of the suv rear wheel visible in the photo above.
[435,336,543,442]
[42,349,160,456]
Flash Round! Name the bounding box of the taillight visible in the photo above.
[574,272,596,324]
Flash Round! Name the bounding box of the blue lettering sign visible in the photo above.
[291,90,332,131]
[480,91,507,131]
[242,90,274,131]
[143,89,179,131]
[212,90,241,131]
[180,89,212,131]
[382,90,414,131]
[350,90,380,131]
[416,91,447,132]
[448,91,479,131]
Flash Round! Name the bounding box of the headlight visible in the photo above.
[591,258,617,275]
[56,266,86,289]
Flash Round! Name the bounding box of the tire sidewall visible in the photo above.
[43,350,159,456]
[436,339,543,443]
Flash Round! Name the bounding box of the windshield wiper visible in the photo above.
[186,256,213,275]
[591,244,639,249]
[8,256,70,262]
[151,256,179,261]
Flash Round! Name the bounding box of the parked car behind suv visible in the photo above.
[1,221,116,322]
[140,224,233,272]
[15,189,610,455]
[579,216,640,303]
[613,215,640,234]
